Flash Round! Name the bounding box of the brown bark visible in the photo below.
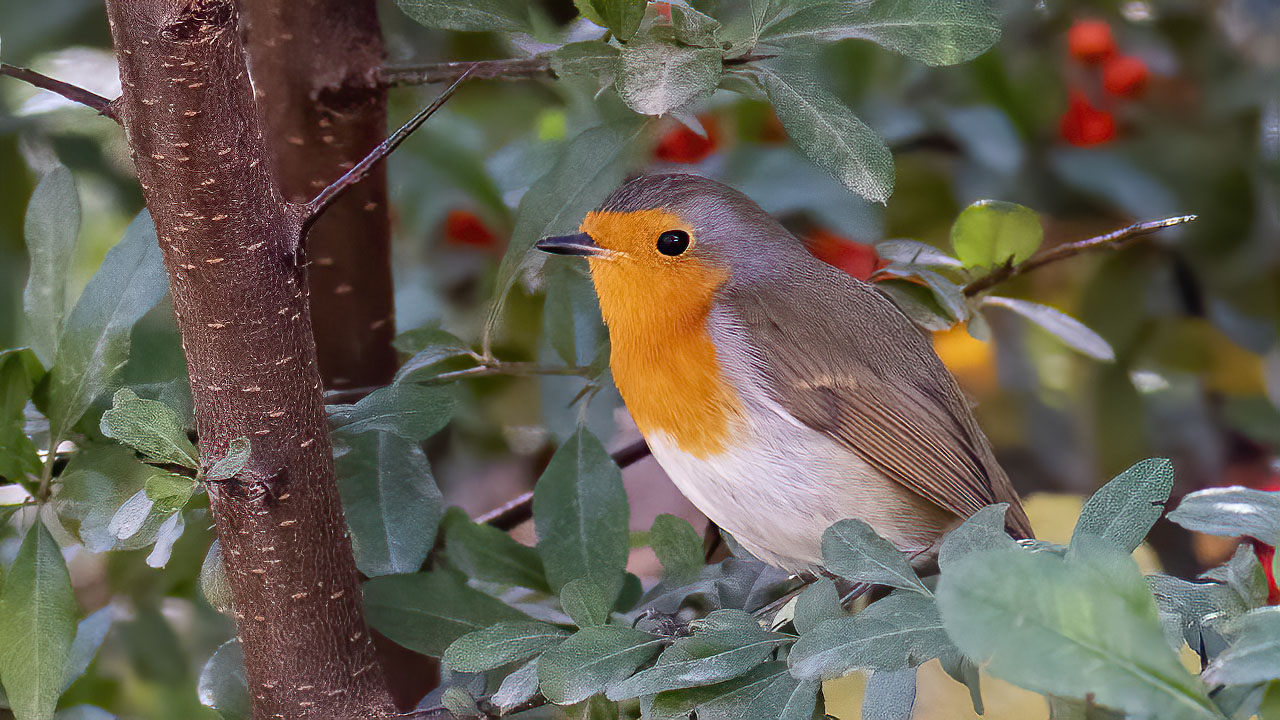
[241,0,397,390]
[103,1,394,717]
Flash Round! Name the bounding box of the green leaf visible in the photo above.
[99,388,197,468]
[789,590,952,681]
[54,443,159,552]
[936,546,1221,720]
[671,5,723,47]
[0,520,78,720]
[793,577,843,636]
[1168,487,1280,546]
[983,296,1115,362]
[328,382,456,442]
[938,503,1017,572]
[875,239,963,268]
[61,606,115,693]
[1148,573,1248,655]
[616,40,722,116]
[335,431,442,577]
[1206,544,1271,610]
[951,199,1042,269]
[1070,458,1174,555]
[533,426,630,593]
[822,518,928,594]
[863,667,918,720]
[143,473,196,514]
[877,278,954,332]
[205,437,250,483]
[542,258,606,368]
[396,0,533,33]
[44,211,168,444]
[537,625,665,705]
[443,621,569,673]
[761,0,1000,66]
[607,609,787,698]
[650,662,819,720]
[1204,607,1280,686]
[0,349,44,482]
[364,570,531,657]
[548,41,621,86]
[650,514,704,585]
[23,165,80,368]
[197,640,248,720]
[751,61,894,204]
[492,657,542,713]
[442,509,549,592]
[561,577,617,627]
[586,0,646,41]
[393,335,472,385]
[441,686,479,717]
[200,540,232,614]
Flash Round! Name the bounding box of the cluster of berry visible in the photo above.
[1061,19,1151,146]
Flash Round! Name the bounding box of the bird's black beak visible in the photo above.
[535,232,605,257]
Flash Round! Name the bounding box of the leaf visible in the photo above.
[936,546,1220,720]
[1070,458,1174,555]
[107,489,154,541]
[983,296,1115,362]
[863,668,918,720]
[650,514,704,585]
[877,279,954,332]
[533,426,630,593]
[200,540,232,614]
[52,707,114,720]
[671,5,723,47]
[443,621,568,674]
[537,625,666,705]
[951,199,1042,269]
[542,258,606,368]
[54,443,159,552]
[23,165,81,367]
[98,388,197,468]
[144,473,196,514]
[875,239,962,268]
[205,437,250,483]
[761,0,1000,66]
[1168,486,1280,545]
[793,577,843,636]
[0,349,43,482]
[335,431,442,577]
[392,329,472,384]
[44,211,168,444]
[197,640,249,720]
[938,503,1017,572]
[145,512,185,569]
[822,518,929,594]
[1204,607,1280,686]
[61,606,115,693]
[650,662,820,720]
[492,657,542,713]
[562,577,617,627]
[587,0,646,40]
[363,570,531,657]
[616,40,722,116]
[1206,544,1271,610]
[328,382,456,442]
[1148,573,1248,656]
[607,609,787,699]
[395,0,533,33]
[0,520,78,720]
[789,590,953,681]
[751,61,894,203]
[442,509,549,592]
[441,686,479,717]
[549,41,621,86]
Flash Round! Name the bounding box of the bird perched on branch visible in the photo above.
[537,174,1032,573]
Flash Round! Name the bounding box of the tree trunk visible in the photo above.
[242,0,397,390]
[103,1,394,717]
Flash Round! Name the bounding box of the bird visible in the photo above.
[536,173,1033,574]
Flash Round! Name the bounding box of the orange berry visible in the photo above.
[1067,19,1117,64]
[1059,89,1116,146]
[444,209,499,250]
[1102,54,1150,98]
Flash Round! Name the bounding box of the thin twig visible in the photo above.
[0,63,118,120]
[963,214,1197,297]
[301,67,476,231]
[477,438,651,530]
[379,53,775,87]
[427,361,592,385]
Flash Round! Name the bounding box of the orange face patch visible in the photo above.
[580,209,743,457]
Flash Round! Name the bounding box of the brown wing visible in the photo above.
[719,268,1033,539]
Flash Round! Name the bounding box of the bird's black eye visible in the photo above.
[656,229,690,256]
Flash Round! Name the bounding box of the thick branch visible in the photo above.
[963,214,1198,297]
[0,63,117,119]
[103,1,392,717]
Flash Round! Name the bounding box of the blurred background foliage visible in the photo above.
[2,0,1279,718]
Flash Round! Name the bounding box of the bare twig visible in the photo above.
[301,67,475,231]
[477,438,651,530]
[379,53,775,87]
[963,214,1197,297]
[428,361,592,385]
[1,63,117,119]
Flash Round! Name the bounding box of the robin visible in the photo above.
[536,174,1032,573]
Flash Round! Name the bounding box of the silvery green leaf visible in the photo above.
[751,61,893,203]
[200,540,233,614]
[492,657,541,713]
[649,662,818,720]
[616,40,722,116]
[23,165,80,367]
[143,473,196,514]
[1168,486,1280,545]
[205,437,250,483]
[197,641,249,720]
[938,503,1016,572]
[585,0,646,41]
[1070,458,1173,555]
[821,518,928,594]
[107,489,154,541]
[145,512,184,569]
[396,0,533,33]
[1148,573,1245,656]
[863,667,918,720]
[99,388,198,468]
[561,577,618,628]
[761,0,1000,67]
[443,621,568,673]
[875,239,962,268]
[441,686,480,717]
[1203,607,1280,686]
[1204,544,1270,610]
[550,41,621,84]
[537,625,665,705]
[62,605,115,693]
[443,509,549,592]
[364,570,532,657]
[327,382,456,442]
[789,590,952,681]
[671,5,723,47]
[650,514,704,585]
[55,444,156,552]
[983,296,1115,362]
[793,577,843,636]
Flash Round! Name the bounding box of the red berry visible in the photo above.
[1102,55,1150,98]
[1067,19,1117,64]
[444,209,499,250]
[1059,89,1116,146]
[654,116,720,164]
[803,229,884,281]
